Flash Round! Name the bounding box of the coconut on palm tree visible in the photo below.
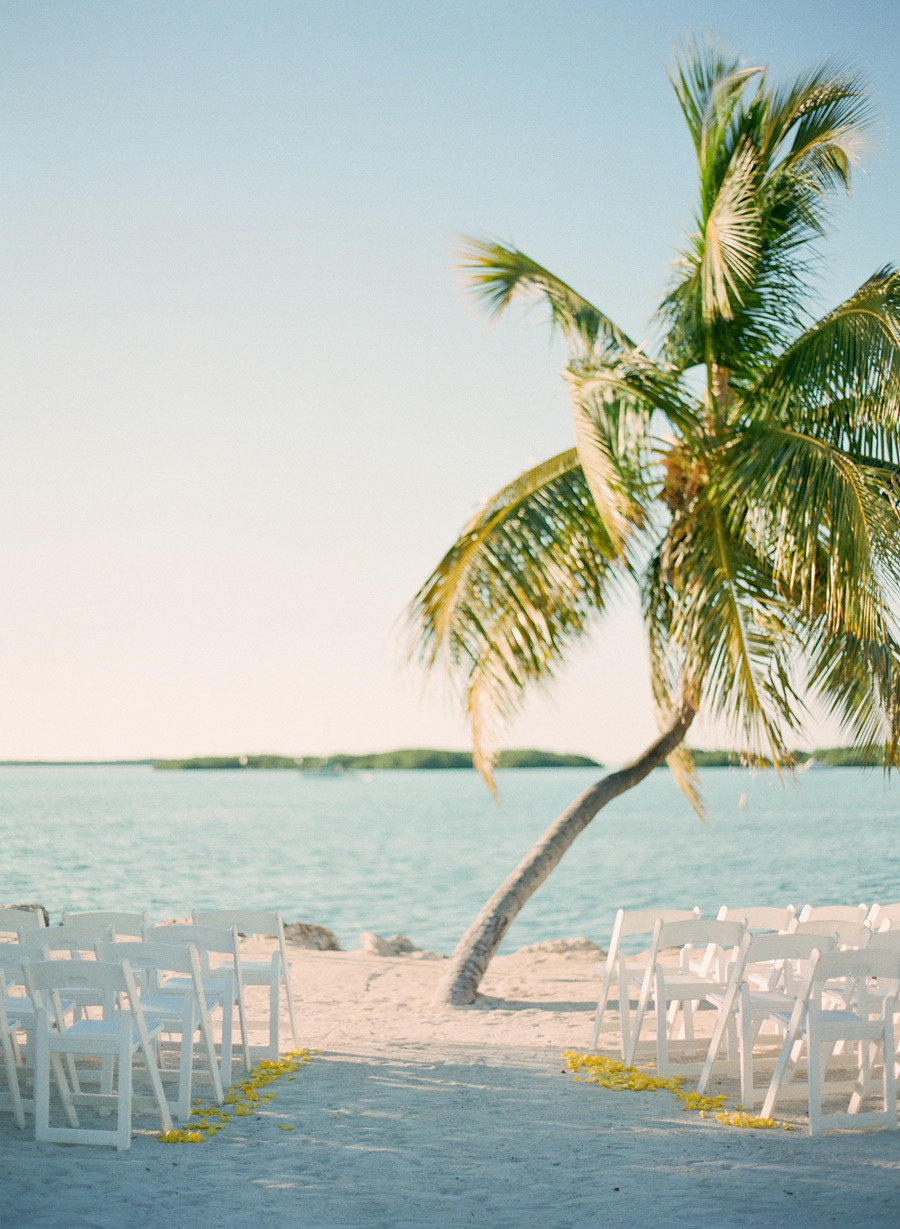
[409,39,900,1007]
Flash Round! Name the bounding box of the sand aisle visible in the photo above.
[3,944,900,1227]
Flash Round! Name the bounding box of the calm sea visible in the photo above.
[1,765,897,953]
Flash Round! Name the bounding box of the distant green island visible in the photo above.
[688,747,888,768]
[152,749,600,771]
[0,747,887,771]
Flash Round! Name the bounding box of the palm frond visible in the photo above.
[699,137,762,322]
[802,619,900,766]
[459,238,636,359]
[718,426,900,641]
[407,450,626,786]
[751,268,900,423]
[659,489,802,766]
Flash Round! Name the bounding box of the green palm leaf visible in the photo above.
[408,450,625,784]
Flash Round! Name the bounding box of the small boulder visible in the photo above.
[512,937,603,956]
[359,931,444,959]
[283,922,342,951]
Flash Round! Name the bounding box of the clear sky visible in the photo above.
[0,1,897,763]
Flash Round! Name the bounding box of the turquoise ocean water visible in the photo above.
[0,765,897,953]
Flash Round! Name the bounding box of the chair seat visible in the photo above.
[770,1006,885,1035]
[659,974,728,996]
[2,995,75,1020]
[154,975,230,1001]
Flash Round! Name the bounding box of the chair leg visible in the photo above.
[49,1053,79,1128]
[762,1028,802,1121]
[654,972,670,1076]
[1,1027,25,1129]
[34,1022,50,1143]
[268,976,280,1059]
[807,1037,824,1137]
[117,1029,132,1150]
[196,1006,224,1105]
[220,1004,233,1091]
[282,961,299,1051]
[884,1017,898,1130]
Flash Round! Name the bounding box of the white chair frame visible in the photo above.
[97,940,225,1121]
[698,930,836,1106]
[626,917,746,1074]
[192,908,299,1058]
[761,948,900,1135]
[23,957,173,1149]
[590,907,701,1054]
[144,923,250,1074]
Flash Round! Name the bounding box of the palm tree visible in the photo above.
[409,39,900,1007]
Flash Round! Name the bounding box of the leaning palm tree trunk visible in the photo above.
[435,699,696,1006]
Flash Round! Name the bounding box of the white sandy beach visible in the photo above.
[3,939,900,1228]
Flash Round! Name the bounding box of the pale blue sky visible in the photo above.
[0,1,897,762]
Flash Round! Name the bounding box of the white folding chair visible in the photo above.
[23,958,173,1149]
[192,908,299,1058]
[62,910,151,939]
[716,905,795,931]
[590,907,701,1054]
[144,923,250,1073]
[626,917,746,1074]
[761,948,900,1135]
[96,940,225,1120]
[698,930,836,1106]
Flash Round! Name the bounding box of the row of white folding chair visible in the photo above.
[2,927,243,1127]
[62,907,298,1060]
[698,928,900,1133]
[591,905,798,1055]
[2,936,234,1143]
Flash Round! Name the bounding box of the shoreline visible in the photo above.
[4,940,900,1226]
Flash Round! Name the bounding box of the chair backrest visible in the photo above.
[192,908,282,940]
[62,910,150,938]
[22,956,134,999]
[649,917,745,979]
[0,941,33,980]
[145,924,240,975]
[811,947,900,994]
[716,905,795,931]
[864,928,900,953]
[17,924,113,954]
[790,918,870,949]
[740,929,836,966]
[798,903,868,925]
[95,940,198,980]
[615,907,701,939]
[0,907,47,937]
[868,902,900,930]
[652,917,745,953]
